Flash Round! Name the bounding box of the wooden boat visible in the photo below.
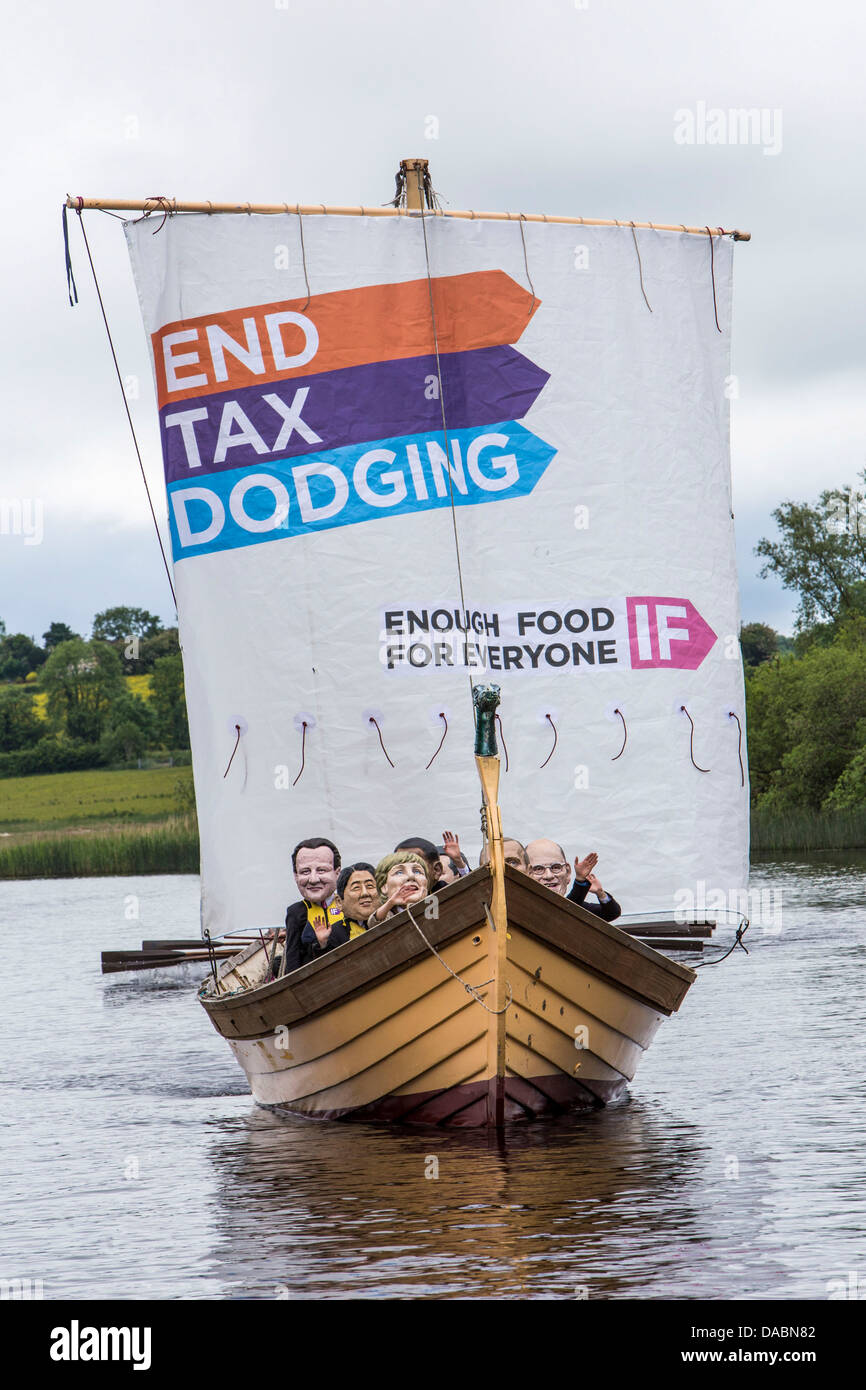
[198,695,694,1127]
[199,865,693,1127]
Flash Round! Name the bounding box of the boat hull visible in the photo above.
[199,868,693,1128]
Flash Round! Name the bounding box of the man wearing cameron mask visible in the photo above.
[278,837,350,975]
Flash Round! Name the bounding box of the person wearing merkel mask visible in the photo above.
[366,852,431,926]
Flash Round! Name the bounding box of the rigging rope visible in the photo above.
[693,919,750,968]
[517,214,538,314]
[404,901,512,1015]
[494,714,509,772]
[416,169,476,716]
[630,223,653,312]
[706,226,722,333]
[297,210,311,310]
[73,210,178,610]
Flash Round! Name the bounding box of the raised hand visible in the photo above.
[573,851,598,882]
[441,830,467,867]
[587,872,604,897]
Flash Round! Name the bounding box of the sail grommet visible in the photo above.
[294,712,315,732]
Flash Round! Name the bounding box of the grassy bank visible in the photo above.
[0,765,193,833]
[750,806,866,852]
[0,817,199,879]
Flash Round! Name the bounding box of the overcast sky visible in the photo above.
[3,0,864,641]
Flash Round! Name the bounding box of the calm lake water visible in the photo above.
[1,857,864,1301]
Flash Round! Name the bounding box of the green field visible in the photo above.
[0,765,193,834]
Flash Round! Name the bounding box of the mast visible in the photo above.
[473,685,508,1127]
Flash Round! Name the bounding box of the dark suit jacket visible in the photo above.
[277,900,351,975]
[567,878,622,922]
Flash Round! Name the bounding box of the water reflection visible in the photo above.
[206,1100,786,1299]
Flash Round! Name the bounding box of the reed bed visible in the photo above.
[0,818,199,879]
[751,807,866,852]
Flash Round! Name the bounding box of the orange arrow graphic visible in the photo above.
[152,271,539,408]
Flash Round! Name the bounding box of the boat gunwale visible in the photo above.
[199,866,694,1037]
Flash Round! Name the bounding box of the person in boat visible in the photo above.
[279,837,350,974]
[436,854,463,886]
[525,839,621,922]
[366,851,431,926]
[394,836,445,889]
[479,838,530,871]
[336,862,379,938]
[440,830,471,877]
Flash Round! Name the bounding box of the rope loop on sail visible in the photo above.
[680,704,710,773]
[611,707,628,761]
[425,711,449,770]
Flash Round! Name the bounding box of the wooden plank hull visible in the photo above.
[199,868,694,1128]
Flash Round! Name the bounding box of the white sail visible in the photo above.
[125,211,747,934]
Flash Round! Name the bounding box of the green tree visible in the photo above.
[43,621,80,651]
[755,473,866,631]
[150,652,190,748]
[0,633,47,682]
[137,626,180,673]
[99,692,156,764]
[740,622,779,667]
[747,621,866,810]
[0,688,43,751]
[39,639,126,743]
[91,606,163,643]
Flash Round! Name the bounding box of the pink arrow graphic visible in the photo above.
[626,597,717,670]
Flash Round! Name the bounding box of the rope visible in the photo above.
[611,707,628,761]
[495,713,509,771]
[134,195,173,234]
[539,712,558,769]
[297,210,311,311]
[62,203,79,305]
[223,723,242,778]
[693,919,750,968]
[706,226,722,332]
[680,705,710,773]
[292,720,308,786]
[517,215,538,315]
[425,711,448,770]
[728,711,745,787]
[630,223,653,312]
[369,715,395,767]
[74,211,177,609]
[404,902,512,1015]
[416,168,476,714]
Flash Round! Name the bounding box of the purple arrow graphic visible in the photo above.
[626,597,718,670]
[159,346,550,484]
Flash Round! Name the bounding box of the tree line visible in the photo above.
[743,474,866,813]
[0,606,188,772]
